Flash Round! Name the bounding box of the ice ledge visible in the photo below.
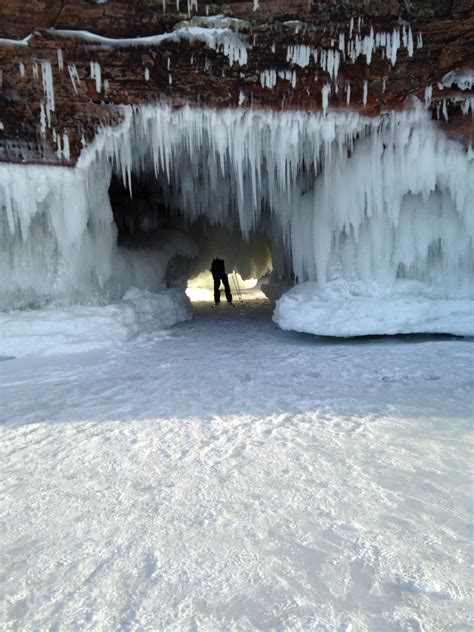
[273,282,474,337]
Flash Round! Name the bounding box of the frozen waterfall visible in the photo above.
[0,104,472,334]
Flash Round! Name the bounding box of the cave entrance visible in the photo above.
[108,173,279,307]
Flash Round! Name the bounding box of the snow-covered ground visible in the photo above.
[1,296,473,631]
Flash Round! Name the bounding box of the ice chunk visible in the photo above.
[0,288,192,358]
[274,281,474,337]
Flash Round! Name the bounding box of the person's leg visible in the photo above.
[213,275,221,304]
[222,273,233,303]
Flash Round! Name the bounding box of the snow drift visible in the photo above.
[0,103,473,337]
[0,288,192,358]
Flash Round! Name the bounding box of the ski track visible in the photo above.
[1,298,473,631]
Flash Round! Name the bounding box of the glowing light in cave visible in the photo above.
[186,272,258,302]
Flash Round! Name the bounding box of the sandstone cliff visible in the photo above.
[0,0,472,165]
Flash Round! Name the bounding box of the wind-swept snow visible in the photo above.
[1,299,472,630]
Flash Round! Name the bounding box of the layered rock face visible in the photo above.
[0,0,472,165]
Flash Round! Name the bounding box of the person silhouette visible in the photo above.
[210,258,233,306]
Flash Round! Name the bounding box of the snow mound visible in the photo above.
[273,281,474,337]
[0,288,191,359]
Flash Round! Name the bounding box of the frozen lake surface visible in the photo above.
[1,297,473,630]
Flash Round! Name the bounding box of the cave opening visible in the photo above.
[108,171,278,306]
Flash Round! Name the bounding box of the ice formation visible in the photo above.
[439,68,474,91]
[1,105,473,334]
[41,61,55,128]
[68,64,81,94]
[51,27,249,67]
[0,143,197,310]
[0,288,192,358]
[90,61,102,93]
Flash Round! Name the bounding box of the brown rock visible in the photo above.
[0,0,472,165]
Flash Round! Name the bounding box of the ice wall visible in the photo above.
[0,159,117,309]
[0,122,197,309]
[102,105,473,300]
[1,104,473,328]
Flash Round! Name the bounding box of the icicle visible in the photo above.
[253,0,260,10]
[287,45,312,68]
[32,63,39,80]
[363,80,368,105]
[63,132,71,160]
[39,103,46,135]
[442,99,449,121]
[363,27,374,64]
[41,60,55,127]
[260,70,277,89]
[145,68,150,81]
[461,97,473,115]
[320,49,327,72]
[417,32,423,49]
[338,32,345,55]
[424,85,432,107]
[402,24,408,48]
[55,132,62,159]
[90,61,102,93]
[345,82,351,104]
[187,0,198,17]
[407,26,414,57]
[325,50,340,80]
[57,49,64,71]
[68,64,81,94]
[382,77,387,94]
[322,83,331,113]
[19,63,25,77]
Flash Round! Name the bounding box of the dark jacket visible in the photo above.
[210,258,226,276]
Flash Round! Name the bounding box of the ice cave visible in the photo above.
[1,104,473,336]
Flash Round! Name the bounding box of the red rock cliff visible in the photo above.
[0,0,472,165]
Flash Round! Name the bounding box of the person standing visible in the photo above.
[210,258,233,306]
